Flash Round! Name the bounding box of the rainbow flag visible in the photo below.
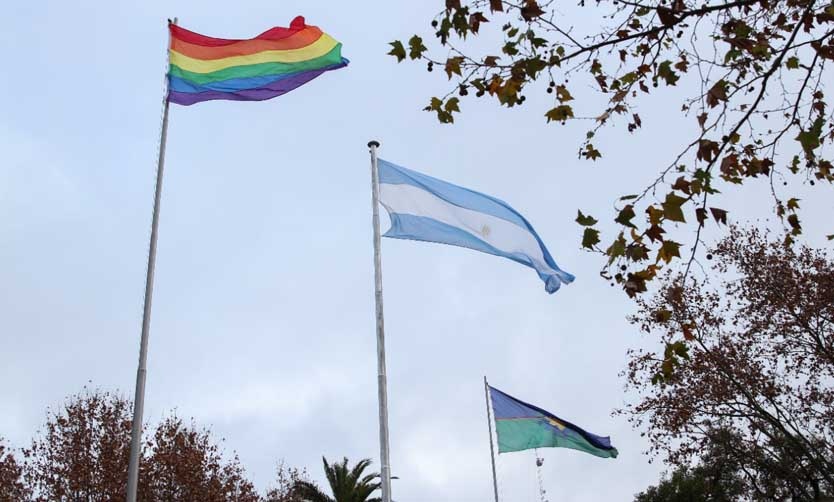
[167,17,348,106]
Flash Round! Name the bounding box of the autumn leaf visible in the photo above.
[787,213,802,235]
[671,176,691,194]
[583,144,602,160]
[445,56,464,78]
[469,12,489,33]
[706,80,728,108]
[555,85,574,103]
[545,105,574,123]
[709,207,728,225]
[646,224,666,242]
[490,0,504,12]
[696,207,707,225]
[657,239,682,264]
[520,0,545,20]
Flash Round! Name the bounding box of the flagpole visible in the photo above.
[484,376,500,502]
[125,18,176,502]
[368,140,392,502]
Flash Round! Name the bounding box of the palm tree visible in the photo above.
[293,457,381,502]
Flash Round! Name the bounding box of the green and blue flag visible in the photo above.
[489,385,618,459]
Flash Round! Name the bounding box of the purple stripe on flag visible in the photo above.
[167,67,331,106]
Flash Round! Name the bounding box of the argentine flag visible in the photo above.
[377,159,575,293]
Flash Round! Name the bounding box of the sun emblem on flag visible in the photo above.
[546,417,566,431]
[480,224,491,238]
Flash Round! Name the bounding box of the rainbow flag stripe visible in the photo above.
[167,17,348,106]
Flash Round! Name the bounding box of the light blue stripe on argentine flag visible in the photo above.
[377,159,575,294]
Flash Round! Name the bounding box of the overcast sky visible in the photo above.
[2,1,832,501]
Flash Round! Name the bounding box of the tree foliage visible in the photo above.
[16,388,260,501]
[141,415,259,502]
[22,389,133,501]
[621,226,834,499]
[264,461,311,502]
[390,0,834,299]
[634,432,747,501]
[0,438,29,502]
[293,457,381,502]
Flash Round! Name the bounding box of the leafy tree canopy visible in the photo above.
[389,0,834,305]
[622,226,834,499]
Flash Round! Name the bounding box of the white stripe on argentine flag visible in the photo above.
[377,159,575,294]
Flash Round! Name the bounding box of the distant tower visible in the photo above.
[534,450,549,502]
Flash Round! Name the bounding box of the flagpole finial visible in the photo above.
[368,140,381,148]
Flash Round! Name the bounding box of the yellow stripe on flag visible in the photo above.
[169,34,338,74]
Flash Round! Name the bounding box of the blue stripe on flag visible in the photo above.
[378,159,575,293]
[385,213,571,293]
[378,159,529,228]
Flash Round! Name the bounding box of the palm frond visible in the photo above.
[294,480,334,502]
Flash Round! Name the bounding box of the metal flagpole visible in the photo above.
[368,140,392,502]
[126,18,176,502]
[484,376,500,502]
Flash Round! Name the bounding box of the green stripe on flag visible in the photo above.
[495,418,618,458]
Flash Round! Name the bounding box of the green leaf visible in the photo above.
[657,61,679,86]
[576,210,598,226]
[502,42,519,56]
[615,205,637,228]
[545,105,574,123]
[796,116,825,159]
[388,41,406,62]
[657,239,681,264]
[606,233,627,264]
[662,193,687,223]
[524,57,547,78]
[582,228,600,249]
[827,234,834,241]
[408,35,427,60]
[444,97,460,113]
[619,194,639,201]
[786,56,800,69]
